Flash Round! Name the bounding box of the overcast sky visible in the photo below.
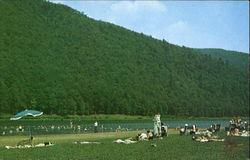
[51,1,249,53]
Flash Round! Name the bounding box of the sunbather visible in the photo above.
[147,130,153,140]
[113,138,137,144]
[135,133,148,141]
[5,141,54,149]
[192,131,224,142]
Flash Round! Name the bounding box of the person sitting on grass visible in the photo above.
[232,128,239,136]
[161,123,168,137]
[147,130,154,140]
[189,125,197,135]
[136,133,148,141]
[179,127,185,136]
[204,131,212,139]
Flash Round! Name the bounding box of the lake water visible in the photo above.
[1,119,244,136]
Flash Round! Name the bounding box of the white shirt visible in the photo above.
[139,133,148,140]
[94,122,98,127]
[154,115,161,124]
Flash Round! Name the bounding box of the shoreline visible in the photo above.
[1,114,248,121]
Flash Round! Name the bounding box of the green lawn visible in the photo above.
[0,131,249,160]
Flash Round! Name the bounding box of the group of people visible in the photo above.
[153,113,168,137]
[192,131,224,142]
[70,120,99,133]
[179,124,197,135]
[135,113,168,141]
[207,124,221,133]
[228,118,248,131]
[135,130,154,141]
[226,118,249,136]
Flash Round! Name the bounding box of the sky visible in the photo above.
[51,1,249,53]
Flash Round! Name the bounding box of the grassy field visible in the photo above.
[0,130,249,160]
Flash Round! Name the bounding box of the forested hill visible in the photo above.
[196,48,249,71]
[0,0,248,117]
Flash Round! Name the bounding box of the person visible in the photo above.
[204,131,212,139]
[244,121,248,131]
[19,125,23,132]
[136,133,148,141]
[189,125,196,135]
[215,124,221,132]
[153,114,161,137]
[179,127,185,136]
[232,128,239,136]
[70,120,73,129]
[139,133,148,140]
[94,121,98,133]
[192,136,208,142]
[193,131,224,142]
[184,124,188,135]
[77,125,81,133]
[161,123,168,137]
[116,125,121,132]
[147,130,154,140]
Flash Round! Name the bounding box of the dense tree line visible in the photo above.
[0,0,248,117]
[196,48,249,72]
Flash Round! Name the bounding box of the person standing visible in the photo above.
[94,121,98,133]
[70,120,73,129]
[153,114,161,137]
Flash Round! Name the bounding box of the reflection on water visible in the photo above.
[0,119,248,136]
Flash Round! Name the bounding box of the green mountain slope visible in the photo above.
[0,0,248,117]
[196,48,249,71]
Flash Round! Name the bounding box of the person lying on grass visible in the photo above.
[5,141,54,149]
[136,133,148,141]
[192,131,224,142]
[192,136,224,142]
[113,138,137,144]
[135,131,154,141]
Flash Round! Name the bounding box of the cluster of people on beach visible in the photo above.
[113,114,167,144]
[225,118,249,137]
[228,118,249,131]
[134,114,168,141]
[192,130,224,142]
[135,130,154,141]
[3,114,249,150]
[179,124,198,136]
[153,114,168,137]
[178,124,225,142]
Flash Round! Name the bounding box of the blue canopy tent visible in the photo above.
[10,110,43,120]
